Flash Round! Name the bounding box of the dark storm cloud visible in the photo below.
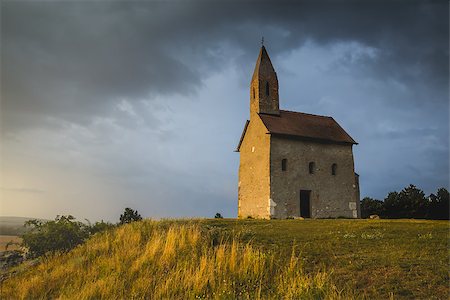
[1,0,448,219]
[2,0,447,131]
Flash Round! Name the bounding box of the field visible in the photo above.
[209,219,449,299]
[0,235,22,252]
[0,216,42,236]
[1,219,448,299]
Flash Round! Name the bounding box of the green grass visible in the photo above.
[205,219,449,299]
[1,219,448,299]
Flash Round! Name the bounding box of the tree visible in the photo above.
[427,188,449,220]
[383,185,427,219]
[383,191,400,218]
[22,215,90,258]
[360,197,384,218]
[214,213,223,219]
[119,208,142,224]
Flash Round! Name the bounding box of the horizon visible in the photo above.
[1,0,448,222]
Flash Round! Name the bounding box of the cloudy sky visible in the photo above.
[1,0,448,221]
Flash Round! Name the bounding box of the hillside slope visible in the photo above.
[1,219,448,299]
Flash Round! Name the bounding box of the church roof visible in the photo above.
[259,110,357,145]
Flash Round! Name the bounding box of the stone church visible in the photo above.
[236,45,360,219]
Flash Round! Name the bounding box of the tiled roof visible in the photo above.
[259,110,357,144]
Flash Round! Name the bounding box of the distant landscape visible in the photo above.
[0,236,21,252]
[0,217,29,253]
[0,216,47,236]
[0,217,46,252]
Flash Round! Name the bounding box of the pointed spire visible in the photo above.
[250,44,279,116]
[251,45,276,82]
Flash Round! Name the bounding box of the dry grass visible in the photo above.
[1,220,353,299]
[3,218,447,299]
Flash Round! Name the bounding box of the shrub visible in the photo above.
[214,213,223,219]
[89,220,115,235]
[22,215,90,258]
[119,208,142,224]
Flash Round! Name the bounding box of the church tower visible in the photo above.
[250,46,280,116]
[237,44,360,219]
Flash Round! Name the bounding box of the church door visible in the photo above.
[300,190,311,218]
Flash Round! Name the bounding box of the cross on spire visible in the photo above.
[261,36,264,46]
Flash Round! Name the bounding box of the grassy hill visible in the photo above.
[1,219,448,299]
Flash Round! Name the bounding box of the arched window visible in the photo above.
[265,81,270,96]
[331,163,337,175]
[308,162,315,174]
[281,159,287,171]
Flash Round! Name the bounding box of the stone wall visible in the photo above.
[269,136,359,219]
[250,77,279,115]
[238,115,271,219]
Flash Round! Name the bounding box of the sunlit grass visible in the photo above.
[206,218,449,299]
[2,220,353,299]
[3,219,447,299]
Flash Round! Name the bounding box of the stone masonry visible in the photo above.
[236,45,360,219]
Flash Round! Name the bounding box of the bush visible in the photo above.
[88,220,115,235]
[214,213,223,219]
[119,208,142,224]
[22,215,90,258]
[21,209,141,258]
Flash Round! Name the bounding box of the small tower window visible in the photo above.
[253,87,255,99]
[331,163,337,175]
[281,159,287,171]
[309,162,315,174]
[265,81,270,96]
